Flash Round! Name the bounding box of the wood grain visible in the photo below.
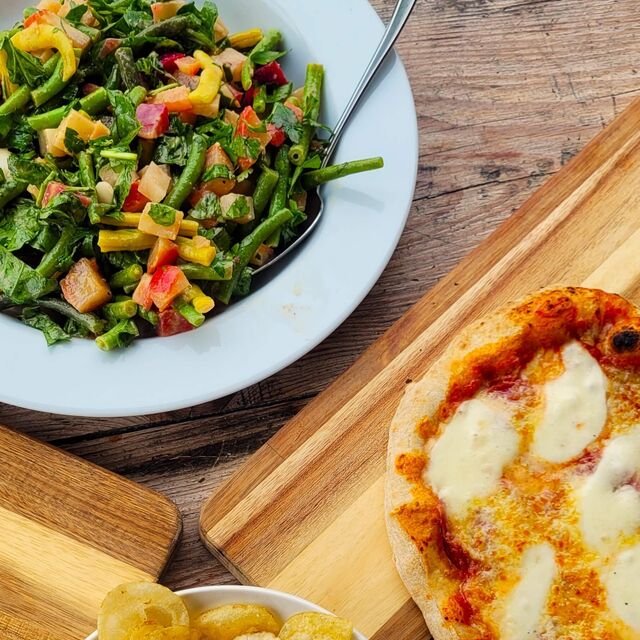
[2,0,640,632]
[0,426,181,640]
[200,94,640,637]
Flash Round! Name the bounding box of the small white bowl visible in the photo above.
[86,584,368,639]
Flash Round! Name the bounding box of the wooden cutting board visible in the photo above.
[0,425,181,640]
[200,97,640,639]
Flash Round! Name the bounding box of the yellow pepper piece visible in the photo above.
[0,50,18,97]
[12,24,77,81]
[193,50,214,69]
[189,65,223,107]
[228,29,263,50]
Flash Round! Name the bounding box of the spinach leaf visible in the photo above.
[22,309,70,346]
[107,89,140,145]
[0,246,56,304]
[105,250,148,269]
[64,128,88,154]
[178,1,218,48]
[8,154,51,184]
[154,135,189,167]
[269,102,302,143]
[190,193,221,221]
[224,136,261,165]
[0,201,43,251]
[0,39,46,88]
[148,203,177,226]
[267,82,292,104]
[6,119,37,154]
[202,164,232,183]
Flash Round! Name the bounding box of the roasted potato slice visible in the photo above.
[278,612,353,640]
[194,604,281,640]
[232,635,277,640]
[98,582,190,640]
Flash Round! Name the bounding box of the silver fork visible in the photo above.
[255,0,417,275]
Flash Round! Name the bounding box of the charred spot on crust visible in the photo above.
[612,329,640,353]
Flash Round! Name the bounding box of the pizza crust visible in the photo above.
[384,286,634,639]
[386,297,525,640]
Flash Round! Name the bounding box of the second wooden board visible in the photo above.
[200,98,640,639]
[0,425,181,640]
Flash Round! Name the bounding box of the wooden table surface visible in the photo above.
[2,0,640,596]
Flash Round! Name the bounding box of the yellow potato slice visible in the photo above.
[127,624,164,640]
[98,582,190,640]
[278,612,353,640]
[233,634,277,640]
[147,626,201,640]
[194,604,281,640]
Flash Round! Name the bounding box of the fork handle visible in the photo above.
[323,0,417,165]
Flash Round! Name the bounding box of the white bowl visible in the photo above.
[85,584,368,639]
[0,0,418,416]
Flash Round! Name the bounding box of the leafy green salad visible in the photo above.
[0,0,383,349]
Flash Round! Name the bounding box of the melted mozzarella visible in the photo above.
[427,397,519,518]
[605,544,640,631]
[532,341,607,463]
[500,543,558,640]
[578,429,640,553]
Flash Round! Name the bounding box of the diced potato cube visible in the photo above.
[192,94,221,119]
[38,129,66,157]
[60,258,111,313]
[214,17,229,41]
[219,193,255,224]
[139,203,184,240]
[212,48,247,83]
[138,162,172,203]
[92,120,110,140]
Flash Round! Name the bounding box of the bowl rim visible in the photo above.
[85,584,369,639]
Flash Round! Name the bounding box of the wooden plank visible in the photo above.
[0,425,181,640]
[200,97,640,638]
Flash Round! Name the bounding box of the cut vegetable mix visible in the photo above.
[0,0,384,349]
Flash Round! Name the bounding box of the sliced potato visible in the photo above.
[98,582,190,640]
[279,612,353,640]
[194,604,281,640]
[233,634,277,640]
[147,626,201,640]
[127,624,164,640]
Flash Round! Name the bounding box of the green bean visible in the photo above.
[31,58,70,108]
[110,264,143,289]
[265,145,291,247]
[179,261,234,281]
[103,299,138,322]
[42,53,61,76]
[95,319,139,351]
[126,85,148,108]
[217,208,293,304]
[174,300,205,327]
[302,157,384,189]
[78,152,95,188]
[250,30,282,61]
[37,298,106,335]
[100,149,138,161]
[253,167,279,217]
[138,306,159,327]
[163,133,208,210]
[36,226,76,278]
[242,30,282,90]
[253,84,267,114]
[0,179,27,209]
[0,86,31,116]
[128,16,194,47]
[30,85,110,130]
[116,47,144,91]
[289,64,324,166]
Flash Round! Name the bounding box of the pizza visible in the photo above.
[385,287,640,640]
